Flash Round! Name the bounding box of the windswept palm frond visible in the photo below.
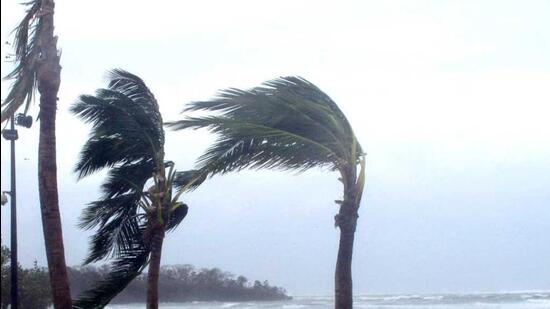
[71,76,163,178]
[80,197,141,264]
[107,69,164,140]
[72,240,150,309]
[100,160,156,199]
[1,0,42,123]
[72,70,163,260]
[166,76,363,178]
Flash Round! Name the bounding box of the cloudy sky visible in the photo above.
[1,0,549,295]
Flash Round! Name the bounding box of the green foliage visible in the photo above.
[71,69,164,179]
[69,264,290,303]
[166,76,364,180]
[1,247,287,308]
[1,246,52,309]
[1,246,9,308]
[71,244,150,309]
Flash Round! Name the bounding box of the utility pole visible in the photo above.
[2,113,32,309]
[4,116,19,309]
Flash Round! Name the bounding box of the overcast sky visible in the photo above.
[1,0,549,296]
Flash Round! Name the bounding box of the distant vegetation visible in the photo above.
[1,246,51,309]
[1,246,290,308]
[69,264,290,304]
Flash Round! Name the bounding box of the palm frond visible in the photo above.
[71,70,164,179]
[1,0,42,123]
[100,160,155,199]
[79,194,139,230]
[166,76,362,177]
[82,211,141,265]
[107,69,164,141]
[73,241,150,309]
[176,77,359,154]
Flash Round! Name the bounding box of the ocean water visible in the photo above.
[105,291,550,308]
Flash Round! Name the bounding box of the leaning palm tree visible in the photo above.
[167,77,365,309]
[71,70,193,309]
[1,0,72,307]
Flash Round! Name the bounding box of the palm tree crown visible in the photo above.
[167,76,364,188]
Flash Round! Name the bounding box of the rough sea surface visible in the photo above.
[105,291,550,308]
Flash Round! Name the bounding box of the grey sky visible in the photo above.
[1,0,549,295]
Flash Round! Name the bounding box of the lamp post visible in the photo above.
[1,113,32,309]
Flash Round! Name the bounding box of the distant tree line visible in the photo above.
[1,246,290,308]
[1,246,51,309]
[69,264,290,304]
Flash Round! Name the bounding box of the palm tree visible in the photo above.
[71,70,194,309]
[1,0,72,307]
[167,77,365,309]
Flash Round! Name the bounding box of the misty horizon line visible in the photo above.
[290,289,550,297]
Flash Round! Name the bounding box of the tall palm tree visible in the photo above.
[1,0,73,307]
[71,70,193,309]
[167,77,366,309]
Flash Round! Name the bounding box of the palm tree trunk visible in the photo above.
[334,195,359,309]
[36,0,72,308]
[147,227,165,309]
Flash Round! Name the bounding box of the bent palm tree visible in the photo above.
[71,70,193,309]
[1,0,72,307]
[167,77,365,309]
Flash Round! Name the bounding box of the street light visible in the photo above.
[1,192,8,206]
[15,114,33,128]
[1,113,32,309]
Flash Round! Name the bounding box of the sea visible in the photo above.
[105,291,550,308]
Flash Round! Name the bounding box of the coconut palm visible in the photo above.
[71,70,193,309]
[1,0,72,307]
[166,77,366,309]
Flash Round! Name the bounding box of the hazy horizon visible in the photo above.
[1,0,549,296]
